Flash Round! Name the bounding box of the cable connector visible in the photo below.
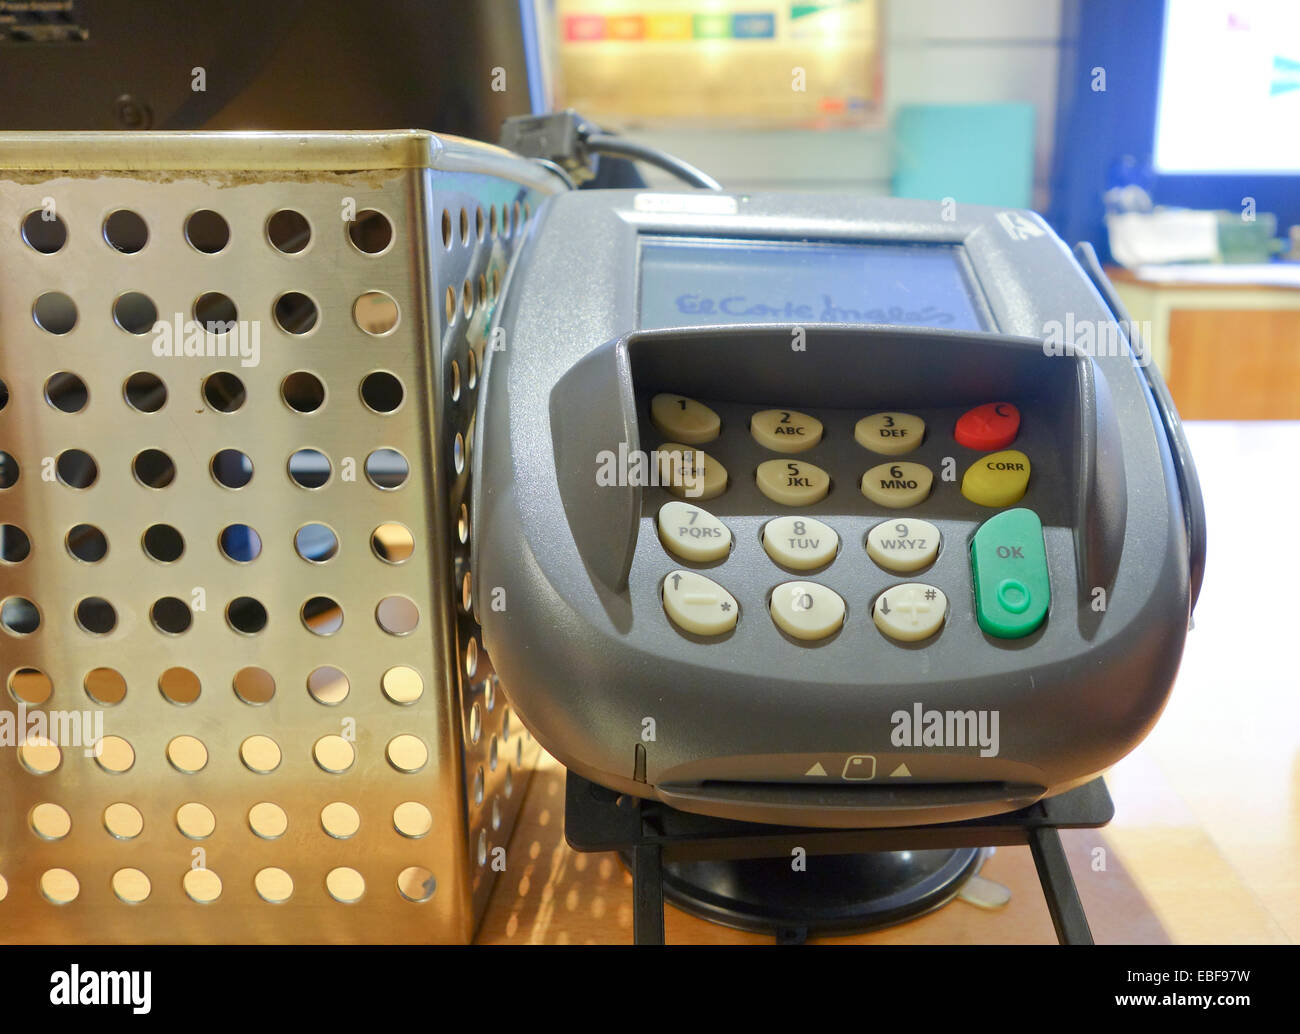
[499,110,600,184]
[500,110,723,191]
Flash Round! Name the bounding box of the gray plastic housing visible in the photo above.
[472,190,1194,828]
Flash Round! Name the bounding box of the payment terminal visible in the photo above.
[473,190,1204,829]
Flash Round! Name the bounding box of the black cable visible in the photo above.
[583,133,723,191]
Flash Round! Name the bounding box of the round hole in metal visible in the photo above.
[45,371,88,412]
[359,370,403,413]
[219,523,261,563]
[75,596,117,635]
[0,524,31,563]
[176,802,215,838]
[381,665,423,705]
[132,448,175,488]
[211,448,253,488]
[93,734,135,774]
[227,596,268,635]
[287,448,331,488]
[325,867,364,903]
[266,209,311,253]
[240,735,282,774]
[202,371,245,412]
[249,803,287,840]
[1,596,40,635]
[307,665,349,706]
[142,523,184,563]
[33,291,77,334]
[394,801,432,838]
[281,370,325,412]
[376,595,419,636]
[255,868,293,904]
[158,666,201,705]
[150,596,193,635]
[364,447,408,489]
[185,209,230,253]
[124,371,167,412]
[294,522,338,562]
[353,290,399,335]
[66,523,108,562]
[183,868,222,904]
[102,209,148,253]
[301,595,343,636]
[21,209,66,253]
[113,868,151,905]
[8,667,51,705]
[112,291,158,334]
[273,291,318,334]
[313,735,355,774]
[85,667,127,705]
[371,522,414,563]
[397,866,436,903]
[348,209,393,254]
[321,801,360,839]
[233,666,276,705]
[104,803,143,840]
[56,448,97,488]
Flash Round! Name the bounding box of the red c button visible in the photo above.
[955,402,1020,451]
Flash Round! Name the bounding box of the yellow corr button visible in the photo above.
[657,501,732,563]
[662,569,738,636]
[650,393,720,444]
[658,442,728,500]
[769,581,845,641]
[861,461,933,508]
[756,458,830,506]
[762,515,838,570]
[750,409,823,453]
[961,450,1031,507]
[855,412,925,455]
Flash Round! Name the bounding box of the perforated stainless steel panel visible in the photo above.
[0,132,554,943]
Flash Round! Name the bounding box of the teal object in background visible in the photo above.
[893,103,1036,209]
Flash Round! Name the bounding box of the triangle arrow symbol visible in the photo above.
[889,763,912,778]
[805,762,828,777]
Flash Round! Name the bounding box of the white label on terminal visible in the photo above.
[634,193,739,215]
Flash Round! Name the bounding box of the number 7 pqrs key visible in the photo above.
[657,501,732,563]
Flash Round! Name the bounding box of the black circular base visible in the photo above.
[628,847,985,940]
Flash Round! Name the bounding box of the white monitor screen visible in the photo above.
[1154,0,1300,173]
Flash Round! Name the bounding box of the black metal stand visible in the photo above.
[564,773,1114,945]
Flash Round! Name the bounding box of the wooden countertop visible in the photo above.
[478,422,1299,944]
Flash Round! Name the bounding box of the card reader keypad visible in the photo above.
[650,394,1052,644]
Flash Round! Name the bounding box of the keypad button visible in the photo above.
[970,507,1050,638]
[657,501,732,563]
[662,569,738,636]
[961,449,1031,508]
[750,409,823,453]
[756,458,830,506]
[657,442,728,500]
[866,518,941,573]
[860,461,933,508]
[650,393,720,444]
[873,583,948,642]
[855,412,925,455]
[769,580,845,641]
[762,515,838,570]
[955,402,1020,451]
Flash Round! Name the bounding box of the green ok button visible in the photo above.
[970,508,1050,638]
